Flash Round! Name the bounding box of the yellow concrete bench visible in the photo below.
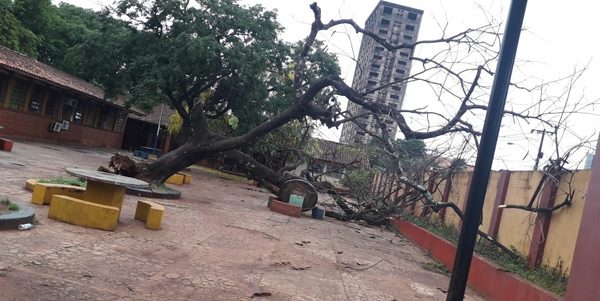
[183,173,192,184]
[134,200,164,230]
[25,179,38,191]
[166,172,192,185]
[32,183,86,205]
[48,195,120,231]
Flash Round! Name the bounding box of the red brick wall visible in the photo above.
[0,108,123,148]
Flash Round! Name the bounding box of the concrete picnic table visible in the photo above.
[48,168,150,230]
[65,168,148,211]
[48,168,151,231]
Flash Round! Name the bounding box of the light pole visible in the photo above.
[153,104,165,149]
[532,129,553,170]
[446,0,528,299]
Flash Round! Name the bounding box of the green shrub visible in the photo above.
[38,177,87,188]
[340,167,374,202]
[1,198,19,211]
[402,214,569,295]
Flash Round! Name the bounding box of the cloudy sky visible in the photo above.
[58,0,600,170]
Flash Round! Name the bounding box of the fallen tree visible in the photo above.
[102,1,544,183]
[95,1,593,226]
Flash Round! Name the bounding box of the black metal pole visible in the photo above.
[533,131,545,170]
[446,0,528,300]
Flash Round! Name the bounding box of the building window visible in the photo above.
[390,94,400,100]
[45,91,61,118]
[97,105,117,131]
[408,12,418,20]
[383,6,393,14]
[399,52,409,57]
[392,86,401,91]
[8,79,28,110]
[61,98,78,121]
[405,24,415,31]
[369,72,379,78]
[73,101,86,124]
[380,19,390,26]
[396,69,406,75]
[307,160,324,173]
[403,34,413,41]
[373,54,382,60]
[28,85,45,113]
[114,111,127,133]
[0,74,7,102]
[371,63,380,69]
[367,80,376,87]
[327,163,345,179]
[375,46,384,52]
[398,60,407,65]
[84,103,99,126]
[378,29,388,35]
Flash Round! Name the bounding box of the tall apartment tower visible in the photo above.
[340,1,423,144]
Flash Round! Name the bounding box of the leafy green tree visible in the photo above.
[340,167,374,202]
[101,0,341,183]
[369,139,427,169]
[0,0,39,56]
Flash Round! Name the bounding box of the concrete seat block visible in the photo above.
[270,199,302,218]
[166,173,185,185]
[48,195,120,231]
[135,200,165,230]
[25,179,38,191]
[0,138,13,152]
[32,183,86,205]
[182,173,192,184]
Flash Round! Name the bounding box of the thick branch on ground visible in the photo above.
[221,150,297,195]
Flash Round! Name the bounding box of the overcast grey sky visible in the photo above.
[58,0,600,170]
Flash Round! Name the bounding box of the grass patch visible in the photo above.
[150,182,174,192]
[38,176,87,188]
[401,213,568,295]
[0,198,19,214]
[421,261,449,275]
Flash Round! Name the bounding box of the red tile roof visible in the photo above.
[0,45,121,107]
[128,104,175,126]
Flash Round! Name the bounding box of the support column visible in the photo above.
[487,170,511,239]
[438,174,453,222]
[371,173,380,194]
[377,173,387,195]
[527,176,559,268]
[84,181,125,212]
[163,132,172,153]
[565,137,600,300]
[458,173,474,228]
[420,172,438,218]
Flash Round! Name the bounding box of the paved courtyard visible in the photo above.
[0,140,484,300]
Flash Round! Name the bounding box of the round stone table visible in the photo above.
[65,168,148,210]
[46,168,150,230]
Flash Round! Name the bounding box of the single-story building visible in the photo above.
[0,46,130,148]
[121,104,176,153]
[293,138,369,187]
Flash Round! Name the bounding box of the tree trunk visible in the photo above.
[222,150,298,194]
[139,141,296,189]
[141,142,205,183]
